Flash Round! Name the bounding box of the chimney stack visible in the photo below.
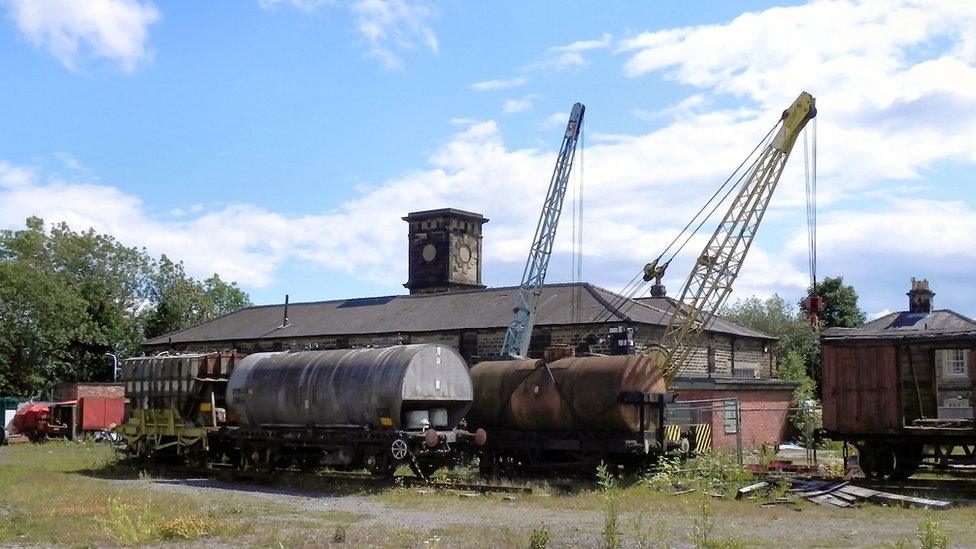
[907,278,934,314]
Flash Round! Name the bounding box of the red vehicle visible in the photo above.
[12,397,124,441]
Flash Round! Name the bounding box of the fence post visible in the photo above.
[735,398,743,465]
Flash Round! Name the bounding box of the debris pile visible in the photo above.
[736,478,952,510]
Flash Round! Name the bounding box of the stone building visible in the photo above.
[142,208,798,449]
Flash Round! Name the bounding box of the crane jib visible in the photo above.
[500,102,586,359]
[660,92,816,385]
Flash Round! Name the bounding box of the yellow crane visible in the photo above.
[601,92,816,387]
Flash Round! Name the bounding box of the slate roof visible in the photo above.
[822,309,976,341]
[144,282,776,347]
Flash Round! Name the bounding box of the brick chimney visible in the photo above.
[907,277,935,314]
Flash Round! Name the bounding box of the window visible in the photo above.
[944,398,971,409]
[723,400,739,434]
[938,349,970,377]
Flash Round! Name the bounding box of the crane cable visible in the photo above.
[804,117,818,290]
[571,120,585,324]
[592,119,781,324]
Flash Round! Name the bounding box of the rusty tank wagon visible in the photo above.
[467,352,678,476]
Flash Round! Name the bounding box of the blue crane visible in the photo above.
[499,102,585,359]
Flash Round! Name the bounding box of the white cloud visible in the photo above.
[520,34,612,73]
[469,78,528,91]
[350,0,438,70]
[502,95,537,114]
[552,32,612,53]
[633,94,707,122]
[3,0,160,73]
[257,0,332,10]
[257,0,437,70]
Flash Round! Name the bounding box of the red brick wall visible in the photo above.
[53,383,125,402]
[678,388,793,451]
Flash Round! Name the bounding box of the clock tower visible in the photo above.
[403,208,488,295]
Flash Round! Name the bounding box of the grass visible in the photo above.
[4,443,976,547]
[0,441,303,546]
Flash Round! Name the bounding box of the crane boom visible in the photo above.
[656,92,816,385]
[500,102,585,359]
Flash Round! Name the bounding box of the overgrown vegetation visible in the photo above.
[597,463,622,549]
[529,524,551,549]
[0,441,255,545]
[688,501,743,548]
[644,453,754,497]
[917,512,949,549]
[0,217,251,395]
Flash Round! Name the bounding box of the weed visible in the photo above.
[332,524,348,544]
[917,512,948,549]
[597,463,621,549]
[156,514,221,540]
[654,521,672,548]
[645,452,753,496]
[529,524,551,549]
[688,501,743,549]
[97,498,159,545]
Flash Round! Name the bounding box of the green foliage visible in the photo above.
[645,453,753,496]
[0,217,251,394]
[332,524,348,544]
[720,294,818,367]
[631,513,669,549]
[779,352,821,443]
[529,524,551,549]
[917,513,948,549]
[806,276,866,329]
[596,463,621,549]
[688,502,743,549]
[143,255,251,339]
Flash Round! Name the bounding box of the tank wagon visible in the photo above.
[467,353,678,476]
[119,344,482,479]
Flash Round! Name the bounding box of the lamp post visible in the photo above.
[105,352,120,382]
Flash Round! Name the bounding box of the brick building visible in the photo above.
[142,208,796,449]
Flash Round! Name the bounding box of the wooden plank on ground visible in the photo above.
[736,481,769,499]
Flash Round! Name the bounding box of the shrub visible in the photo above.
[644,453,753,496]
[597,463,621,549]
[917,513,948,549]
[529,524,551,549]
[332,524,348,544]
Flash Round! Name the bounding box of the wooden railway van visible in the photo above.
[820,334,976,479]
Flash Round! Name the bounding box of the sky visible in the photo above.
[1,0,974,320]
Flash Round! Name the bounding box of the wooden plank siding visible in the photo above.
[823,345,901,434]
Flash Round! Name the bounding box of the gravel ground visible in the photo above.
[107,473,976,548]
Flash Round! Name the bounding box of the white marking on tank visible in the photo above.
[435,379,441,390]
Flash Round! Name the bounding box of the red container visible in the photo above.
[79,397,125,430]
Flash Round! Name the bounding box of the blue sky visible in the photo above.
[1,0,974,319]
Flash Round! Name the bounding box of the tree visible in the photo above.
[719,294,818,365]
[0,218,252,395]
[804,276,866,329]
[0,218,151,394]
[143,255,251,339]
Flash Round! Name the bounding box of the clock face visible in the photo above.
[422,243,437,262]
[458,245,472,263]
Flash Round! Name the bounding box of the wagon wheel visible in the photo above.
[390,438,409,461]
[367,454,397,480]
[890,444,922,480]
